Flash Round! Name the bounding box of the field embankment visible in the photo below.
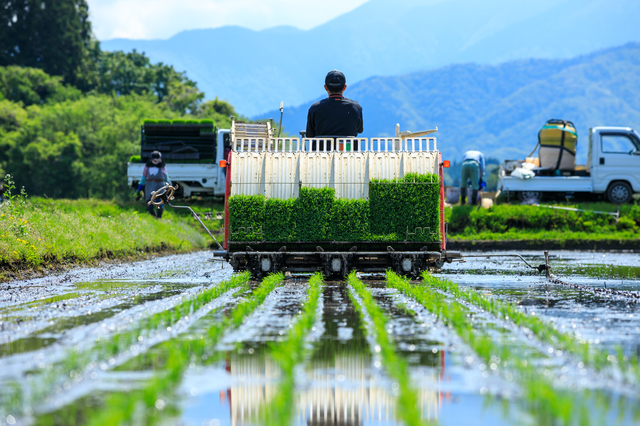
[0,197,221,282]
[447,203,640,250]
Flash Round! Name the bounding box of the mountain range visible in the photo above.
[102,0,640,117]
[263,43,640,162]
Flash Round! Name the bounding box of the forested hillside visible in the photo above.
[102,0,640,115]
[0,0,240,200]
[266,43,640,162]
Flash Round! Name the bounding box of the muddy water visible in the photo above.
[1,250,639,425]
[440,251,640,356]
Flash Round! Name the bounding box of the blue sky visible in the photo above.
[87,0,370,40]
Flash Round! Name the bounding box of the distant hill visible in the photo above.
[102,0,640,116]
[261,43,640,163]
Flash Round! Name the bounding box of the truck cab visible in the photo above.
[499,126,640,203]
[588,127,640,201]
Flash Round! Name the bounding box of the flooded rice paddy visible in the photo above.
[0,250,639,425]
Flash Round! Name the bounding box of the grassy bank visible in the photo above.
[447,203,640,241]
[0,195,222,280]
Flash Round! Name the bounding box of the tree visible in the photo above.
[0,65,81,105]
[93,50,198,103]
[0,0,93,86]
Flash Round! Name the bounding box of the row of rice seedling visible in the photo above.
[10,272,251,419]
[385,271,633,426]
[263,272,324,426]
[419,272,640,383]
[347,272,428,426]
[68,272,285,426]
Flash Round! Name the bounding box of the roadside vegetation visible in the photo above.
[0,175,223,281]
[447,202,640,241]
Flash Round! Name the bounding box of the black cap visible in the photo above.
[325,70,346,89]
[151,150,162,159]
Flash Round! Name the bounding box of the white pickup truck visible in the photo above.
[499,126,640,203]
[127,122,231,198]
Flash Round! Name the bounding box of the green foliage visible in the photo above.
[0,66,81,106]
[228,195,265,241]
[129,155,141,163]
[0,0,94,87]
[91,50,199,106]
[448,203,640,239]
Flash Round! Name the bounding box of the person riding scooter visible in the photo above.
[135,151,171,218]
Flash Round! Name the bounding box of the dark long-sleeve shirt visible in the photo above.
[306,94,363,138]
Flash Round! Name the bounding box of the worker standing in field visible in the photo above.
[306,70,363,149]
[136,151,171,218]
[460,150,485,205]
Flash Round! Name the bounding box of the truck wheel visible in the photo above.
[606,181,632,204]
[519,190,542,201]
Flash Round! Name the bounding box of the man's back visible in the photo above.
[306,94,363,138]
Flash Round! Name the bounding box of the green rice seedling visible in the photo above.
[347,272,429,426]
[263,273,324,426]
[39,273,285,426]
[328,198,370,241]
[296,187,335,241]
[370,173,440,242]
[385,271,634,426]
[264,197,297,242]
[228,173,441,243]
[22,273,250,416]
[228,194,265,241]
[419,271,640,383]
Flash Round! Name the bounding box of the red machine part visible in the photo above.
[439,152,446,251]
[223,151,232,251]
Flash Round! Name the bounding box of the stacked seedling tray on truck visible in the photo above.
[140,120,216,163]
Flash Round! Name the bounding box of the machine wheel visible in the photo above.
[519,190,542,201]
[606,181,632,204]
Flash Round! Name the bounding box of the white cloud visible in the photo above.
[87,0,370,40]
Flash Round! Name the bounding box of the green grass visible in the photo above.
[348,272,430,426]
[263,273,324,426]
[0,196,224,278]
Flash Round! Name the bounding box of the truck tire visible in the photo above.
[606,181,632,204]
[519,190,542,201]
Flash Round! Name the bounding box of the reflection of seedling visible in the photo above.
[347,272,427,426]
[386,271,640,425]
[263,273,324,426]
